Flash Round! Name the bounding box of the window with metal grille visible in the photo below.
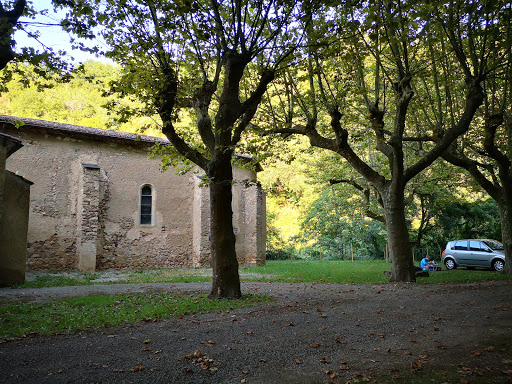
[140,185,153,225]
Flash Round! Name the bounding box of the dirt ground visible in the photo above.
[0,280,511,384]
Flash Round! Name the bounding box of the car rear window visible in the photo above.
[454,241,468,250]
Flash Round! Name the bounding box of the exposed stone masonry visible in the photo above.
[76,164,101,271]
[2,116,266,272]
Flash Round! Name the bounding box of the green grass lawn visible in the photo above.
[243,260,512,284]
[17,260,512,288]
[0,293,270,339]
[242,260,390,283]
[3,261,511,339]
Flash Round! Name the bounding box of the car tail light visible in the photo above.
[442,249,446,255]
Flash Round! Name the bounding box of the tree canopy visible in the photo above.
[256,0,511,281]
[3,0,510,285]
[54,0,309,297]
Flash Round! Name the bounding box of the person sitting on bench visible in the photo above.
[420,255,433,270]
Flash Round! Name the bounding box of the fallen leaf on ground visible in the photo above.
[320,357,331,364]
[130,364,143,372]
[310,343,321,348]
[411,360,422,370]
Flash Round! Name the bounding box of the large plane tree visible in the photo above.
[441,4,512,272]
[260,1,507,281]
[55,0,306,298]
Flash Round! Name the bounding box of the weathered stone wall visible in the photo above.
[232,166,266,266]
[0,134,32,286]
[0,146,6,225]
[0,171,31,285]
[4,122,266,270]
[5,127,196,270]
[190,166,267,267]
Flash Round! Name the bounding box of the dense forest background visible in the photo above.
[0,62,501,262]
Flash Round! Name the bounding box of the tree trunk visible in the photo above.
[0,0,26,71]
[207,153,241,299]
[381,186,416,282]
[499,189,512,274]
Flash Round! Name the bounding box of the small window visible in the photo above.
[140,185,153,225]
[454,241,468,251]
[469,241,481,251]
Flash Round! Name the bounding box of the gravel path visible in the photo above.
[1,281,511,383]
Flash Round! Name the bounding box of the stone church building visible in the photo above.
[0,115,266,275]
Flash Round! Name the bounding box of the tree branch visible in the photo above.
[442,149,501,200]
[405,78,484,183]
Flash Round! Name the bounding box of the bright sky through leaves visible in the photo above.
[14,0,108,63]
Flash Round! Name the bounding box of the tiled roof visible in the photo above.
[0,115,262,171]
[0,115,171,145]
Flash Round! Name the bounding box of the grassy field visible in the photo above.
[242,260,512,284]
[3,260,508,339]
[3,261,510,381]
[0,293,269,338]
[17,260,512,288]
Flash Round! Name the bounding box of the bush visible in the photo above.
[266,248,291,261]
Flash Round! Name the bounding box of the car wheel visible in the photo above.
[444,258,456,270]
[492,259,504,272]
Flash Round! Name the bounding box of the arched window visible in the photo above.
[140,185,153,225]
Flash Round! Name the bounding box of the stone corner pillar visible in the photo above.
[234,181,266,266]
[76,163,101,272]
[256,186,266,266]
[192,174,211,267]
